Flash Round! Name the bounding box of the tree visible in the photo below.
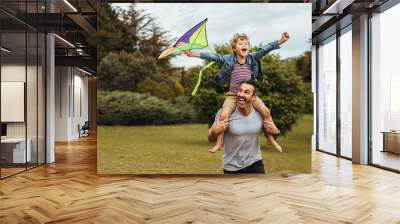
[192,89,225,125]
[98,51,159,91]
[296,50,312,82]
[98,4,123,61]
[258,54,306,134]
[98,4,170,64]
[98,4,178,91]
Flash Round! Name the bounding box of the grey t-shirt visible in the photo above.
[214,107,263,171]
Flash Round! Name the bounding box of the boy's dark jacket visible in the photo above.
[199,40,280,83]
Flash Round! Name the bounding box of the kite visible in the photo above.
[158,18,215,96]
[158,18,209,59]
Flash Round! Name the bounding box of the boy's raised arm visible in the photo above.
[185,51,225,64]
[254,32,290,60]
[278,32,290,45]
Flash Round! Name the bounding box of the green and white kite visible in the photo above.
[158,18,215,96]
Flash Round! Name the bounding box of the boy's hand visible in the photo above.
[184,51,200,57]
[278,32,290,45]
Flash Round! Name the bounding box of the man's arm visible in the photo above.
[253,32,290,60]
[208,118,229,142]
[185,51,225,64]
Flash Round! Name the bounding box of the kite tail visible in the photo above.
[191,45,216,96]
[191,61,215,96]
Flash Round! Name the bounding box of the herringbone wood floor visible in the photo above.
[1,135,400,224]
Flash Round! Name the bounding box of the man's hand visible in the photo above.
[184,51,200,58]
[213,118,229,135]
[208,118,229,142]
[263,120,280,135]
[278,32,290,45]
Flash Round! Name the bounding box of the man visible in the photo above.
[208,80,281,174]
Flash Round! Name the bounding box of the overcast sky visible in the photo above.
[112,3,311,68]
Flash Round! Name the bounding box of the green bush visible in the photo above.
[302,83,313,114]
[174,80,185,96]
[98,91,194,125]
[192,89,225,125]
[137,78,175,100]
[172,96,198,121]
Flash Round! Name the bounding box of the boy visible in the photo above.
[185,32,290,152]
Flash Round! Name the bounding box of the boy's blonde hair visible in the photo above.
[230,33,249,52]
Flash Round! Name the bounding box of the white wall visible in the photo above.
[311,45,317,151]
[55,67,89,141]
[1,64,26,81]
[73,72,89,138]
[55,66,70,141]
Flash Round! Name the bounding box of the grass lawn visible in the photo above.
[98,114,312,174]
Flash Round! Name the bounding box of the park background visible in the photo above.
[97,3,313,174]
